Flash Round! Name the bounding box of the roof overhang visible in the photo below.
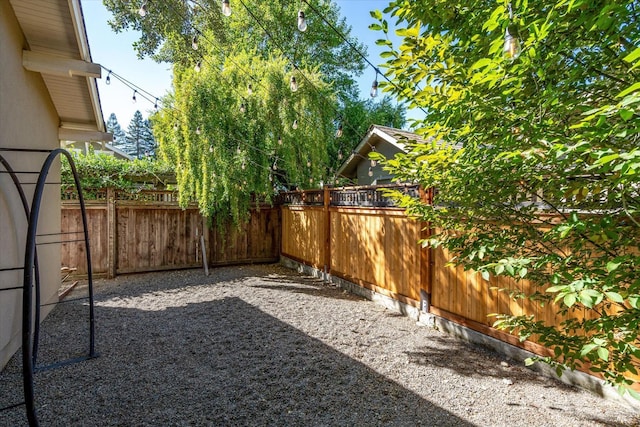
[9,0,109,141]
[337,125,413,178]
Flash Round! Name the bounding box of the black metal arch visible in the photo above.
[0,153,42,365]
[0,148,96,427]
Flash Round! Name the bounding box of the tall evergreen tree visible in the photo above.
[105,113,127,146]
[126,110,156,158]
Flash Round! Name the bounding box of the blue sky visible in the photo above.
[81,0,421,129]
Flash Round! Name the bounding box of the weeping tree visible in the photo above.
[371,1,640,395]
[103,0,402,221]
[153,51,335,223]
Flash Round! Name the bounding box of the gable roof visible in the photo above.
[8,0,110,141]
[336,125,427,178]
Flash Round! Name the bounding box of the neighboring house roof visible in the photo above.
[9,0,111,142]
[63,140,134,160]
[337,125,428,178]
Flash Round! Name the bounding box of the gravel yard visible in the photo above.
[1,264,638,426]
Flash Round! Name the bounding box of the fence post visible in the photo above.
[323,186,331,281]
[419,187,433,312]
[106,187,116,279]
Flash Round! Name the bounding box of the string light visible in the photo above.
[173,122,179,131]
[138,1,148,17]
[338,150,343,160]
[289,75,298,92]
[105,71,111,85]
[154,98,159,110]
[306,158,311,168]
[194,61,201,72]
[370,71,379,98]
[297,10,307,32]
[196,126,201,135]
[192,34,199,50]
[278,135,283,145]
[240,102,246,113]
[368,166,373,177]
[209,145,214,152]
[335,123,343,138]
[504,3,521,60]
[370,159,377,167]
[272,160,278,171]
[247,83,253,95]
[132,90,137,103]
[292,119,298,130]
[222,0,231,17]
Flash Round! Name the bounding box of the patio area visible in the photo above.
[1,264,637,426]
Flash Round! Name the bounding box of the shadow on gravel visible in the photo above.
[1,295,473,426]
[405,336,585,390]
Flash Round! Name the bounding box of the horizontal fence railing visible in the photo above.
[280,184,420,208]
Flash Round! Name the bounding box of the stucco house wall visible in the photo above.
[0,0,62,369]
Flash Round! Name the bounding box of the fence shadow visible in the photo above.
[1,294,472,426]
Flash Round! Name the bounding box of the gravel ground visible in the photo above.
[1,264,638,426]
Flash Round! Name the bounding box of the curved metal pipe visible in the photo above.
[0,155,42,364]
[22,148,95,426]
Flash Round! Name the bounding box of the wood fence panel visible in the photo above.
[115,205,201,273]
[328,208,423,302]
[281,206,325,267]
[209,207,280,265]
[61,204,108,275]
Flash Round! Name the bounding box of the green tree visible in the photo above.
[371,1,640,395]
[103,0,366,99]
[126,110,156,158]
[153,51,335,223]
[105,112,127,146]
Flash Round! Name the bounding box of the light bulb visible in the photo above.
[222,0,231,16]
[173,122,178,131]
[503,25,521,60]
[240,103,246,113]
[236,145,241,154]
[272,161,278,171]
[336,124,343,138]
[105,73,111,85]
[278,135,283,145]
[247,83,253,95]
[370,77,378,98]
[209,145,214,153]
[269,174,273,182]
[196,126,201,135]
[290,76,298,92]
[154,98,159,110]
[297,10,307,32]
[138,1,148,17]
[338,150,343,160]
[194,61,201,72]
[192,35,198,50]
[306,158,311,167]
[309,177,313,184]
[368,167,373,177]
[370,159,377,167]
[292,119,298,130]
[241,161,246,170]
[132,90,137,103]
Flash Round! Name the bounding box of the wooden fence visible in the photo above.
[281,185,428,306]
[278,185,604,364]
[61,189,280,277]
